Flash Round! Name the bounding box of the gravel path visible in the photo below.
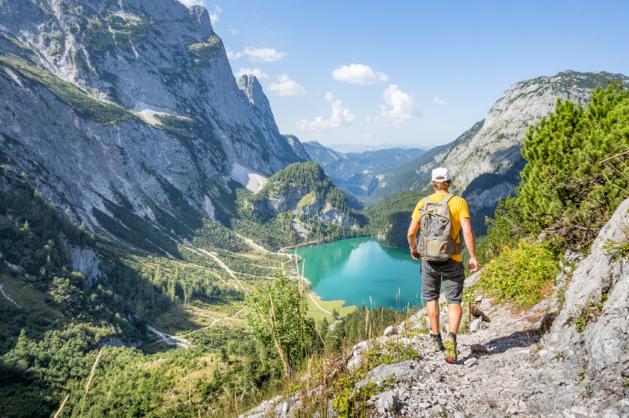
[370,299,546,417]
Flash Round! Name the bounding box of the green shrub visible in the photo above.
[479,240,560,308]
[244,274,317,377]
[604,234,629,261]
[483,85,629,256]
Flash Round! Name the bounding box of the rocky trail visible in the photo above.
[243,199,629,418]
[360,298,551,417]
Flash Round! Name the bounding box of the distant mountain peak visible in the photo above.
[237,74,274,118]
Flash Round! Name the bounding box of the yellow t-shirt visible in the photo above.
[411,192,470,262]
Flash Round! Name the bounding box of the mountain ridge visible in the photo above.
[301,140,425,198]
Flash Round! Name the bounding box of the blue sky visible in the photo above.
[202,0,629,150]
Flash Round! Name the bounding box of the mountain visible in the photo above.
[0,4,361,414]
[369,71,629,240]
[367,121,484,202]
[283,134,311,160]
[0,0,305,256]
[234,161,363,248]
[302,141,424,198]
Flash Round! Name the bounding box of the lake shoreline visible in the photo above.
[277,233,371,253]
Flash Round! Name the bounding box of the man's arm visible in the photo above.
[460,216,479,272]
[407,220,420,260]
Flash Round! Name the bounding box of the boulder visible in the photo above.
[356,361,422,389]
[368,390,401,413]
[469,318,483,332]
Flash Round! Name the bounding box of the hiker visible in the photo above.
[407,167,479,364]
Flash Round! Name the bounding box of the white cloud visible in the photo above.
[332,64,389,85]
[298,99,354,131]
[226,48,242,60]
[229,27,239,35]
[433,97,447,106]
[378,84,421,126]
[236,67,269,80]
[209,5,222,25]
[242,46,286,62]
[324,91,334,101]
[228,47,287,62]
[268,74,306,96]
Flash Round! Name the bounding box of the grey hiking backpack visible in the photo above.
[417,194,462,262]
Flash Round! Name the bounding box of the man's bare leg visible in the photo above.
[426,300,440,333]
[447,303,462,333]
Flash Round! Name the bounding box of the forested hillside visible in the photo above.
[233,162,365,249]
[479,83,629,261]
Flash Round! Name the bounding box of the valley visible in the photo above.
[0,0,627,417]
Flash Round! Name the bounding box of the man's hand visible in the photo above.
[410,248,420,260]
[461,217,479,273]
[468,257,479,272]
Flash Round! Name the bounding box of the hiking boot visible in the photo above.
[443,332,458,364]
[430,332,444,352]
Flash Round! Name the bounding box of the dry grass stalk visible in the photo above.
[84,348,103,395]
[53,394,70,418]
[78,347,104,416]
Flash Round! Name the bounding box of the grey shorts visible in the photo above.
[421,258,465,304]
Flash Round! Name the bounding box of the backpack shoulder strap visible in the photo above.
[440,193,454,204]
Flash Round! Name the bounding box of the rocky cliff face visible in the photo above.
[521,198,629,416]
[0,0,303,254]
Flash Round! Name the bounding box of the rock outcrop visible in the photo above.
[522,197,629,416]
[247,162,361,237]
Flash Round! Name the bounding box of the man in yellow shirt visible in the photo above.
[407,167,479,364]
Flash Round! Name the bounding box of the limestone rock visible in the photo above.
[464,357,478,367]
[368,390,400,414]
[356,361,421,389]
[70,246,103,283]
[469,318,483,333]
[383,325,399,337]
[0,0,305,255]
[347,341,369,370]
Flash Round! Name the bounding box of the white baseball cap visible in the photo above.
[431,167,450,182]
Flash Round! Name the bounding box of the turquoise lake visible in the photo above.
[295,237,422,310]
